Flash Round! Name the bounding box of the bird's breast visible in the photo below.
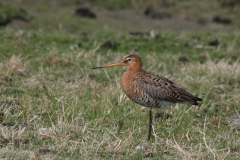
[121,72,136,98]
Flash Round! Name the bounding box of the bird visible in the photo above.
[93,54,202,141]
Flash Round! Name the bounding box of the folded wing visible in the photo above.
[133,71,202,105]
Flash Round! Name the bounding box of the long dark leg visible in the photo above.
[148,109,152,141]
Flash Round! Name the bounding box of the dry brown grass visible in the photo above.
[0,55,28,76]
[40,52,76,66]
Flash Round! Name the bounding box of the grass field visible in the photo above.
[1,0,240,159]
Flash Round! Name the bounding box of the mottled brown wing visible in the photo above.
[133,71,201,105]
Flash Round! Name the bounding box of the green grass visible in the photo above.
[0,0,240,159]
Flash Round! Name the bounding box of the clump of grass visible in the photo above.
[43,52,75,66]
[0,54,28,77]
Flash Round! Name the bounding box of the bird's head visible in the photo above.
[93,54,142,71]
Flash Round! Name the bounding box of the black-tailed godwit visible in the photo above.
[93,54,202,141]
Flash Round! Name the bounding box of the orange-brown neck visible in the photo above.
[126,65,143,74]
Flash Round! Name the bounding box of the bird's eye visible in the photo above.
[127,58,132,61]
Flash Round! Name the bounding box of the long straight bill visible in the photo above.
[92,61,124,69]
